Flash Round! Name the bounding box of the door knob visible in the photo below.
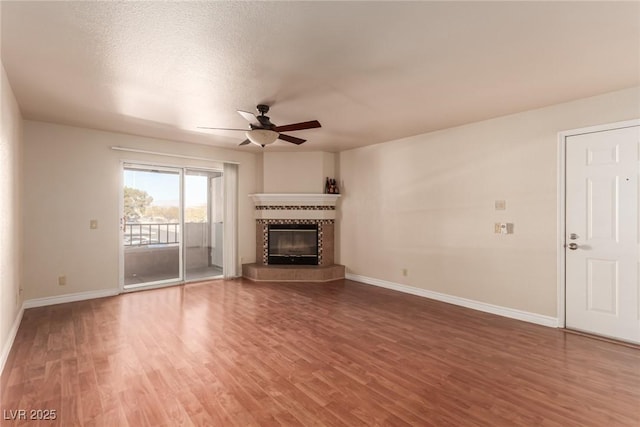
[567,243,579,250]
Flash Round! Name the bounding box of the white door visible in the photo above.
[565,125,640,343]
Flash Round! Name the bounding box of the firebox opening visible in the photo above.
[268,224,318,265]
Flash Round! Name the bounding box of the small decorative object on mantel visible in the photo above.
[325,177,340,194]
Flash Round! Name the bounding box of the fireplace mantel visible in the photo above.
[249,193,340,206]
[249,193,340,221]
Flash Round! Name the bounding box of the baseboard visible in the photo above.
[346,273,559,328]
[1,303,24,375]
[23,288,120,309]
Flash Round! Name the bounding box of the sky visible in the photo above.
[124,169,210,206]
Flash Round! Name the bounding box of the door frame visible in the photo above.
[120,162,185,292]
[556,118,640,328]
[119,160,224,292]
[183,168,225,283]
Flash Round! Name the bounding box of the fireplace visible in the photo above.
[243,193,345,282]
[268,224,318,265]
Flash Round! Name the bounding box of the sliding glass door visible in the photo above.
[184,169,224,281]
[121,164,223,290]
[122,165,182,287]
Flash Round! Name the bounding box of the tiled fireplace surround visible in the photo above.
[242,194,346,282]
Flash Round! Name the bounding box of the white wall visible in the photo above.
[22,121,261,299]
[263,151,335,193]
[254,151,264,193]
[338,87,640,318]
[0,64,23,371]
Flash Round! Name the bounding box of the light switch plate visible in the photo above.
[495,222,514,234]
[90,219,98,229]
[495,200,506,210]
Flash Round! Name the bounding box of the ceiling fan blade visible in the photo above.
[238,139,251,146]
[278,134,306,145]
[273,120,321,133]
[237,110,260,126]
[198,127,247,131]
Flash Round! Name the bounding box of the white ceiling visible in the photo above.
[2,1,639,152]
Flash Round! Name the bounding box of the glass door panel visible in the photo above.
[184,169,223,281]
[123,166,182,288]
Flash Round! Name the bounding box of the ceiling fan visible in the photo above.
[199,104,321,147]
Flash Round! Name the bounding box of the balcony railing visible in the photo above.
[124,223,179,246]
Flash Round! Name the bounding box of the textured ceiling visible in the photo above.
[2,1,639,152]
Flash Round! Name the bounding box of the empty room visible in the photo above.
[1,1,639,426]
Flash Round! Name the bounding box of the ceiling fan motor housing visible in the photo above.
[255,105,273,128]
[257,104,270,115]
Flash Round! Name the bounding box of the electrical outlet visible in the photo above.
[58,275,67,286]
[402,268,408,277]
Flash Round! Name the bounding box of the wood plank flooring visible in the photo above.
[1,278,639,426]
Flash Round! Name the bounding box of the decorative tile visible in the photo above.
[255,205,335,211]
[257,219,334,225]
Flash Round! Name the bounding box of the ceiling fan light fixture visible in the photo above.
[246,129,279,146]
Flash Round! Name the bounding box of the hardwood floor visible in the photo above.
[1,278,639,426]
